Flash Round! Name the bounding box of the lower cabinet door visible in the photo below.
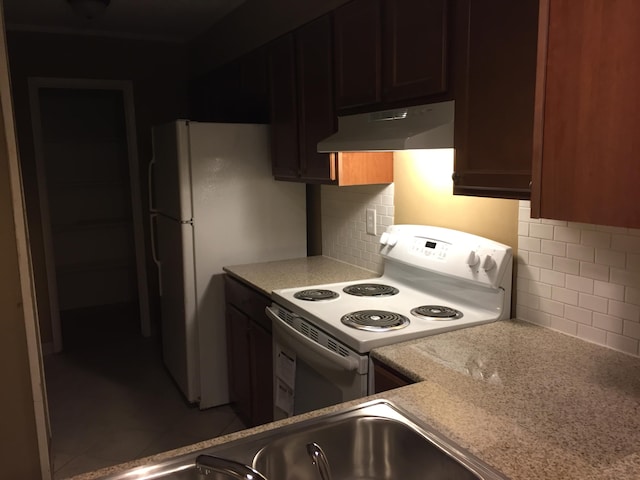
[226,305,252,424]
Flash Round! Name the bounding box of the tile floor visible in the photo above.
[45,316,246,479]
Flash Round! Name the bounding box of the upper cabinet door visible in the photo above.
[381,0,448,102]
[452,0,538,199]
[334,0,382,110]
[296,15,336,183]
[268,34,300,180]
[531,0,640,228]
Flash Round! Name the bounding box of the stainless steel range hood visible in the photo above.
[317,100,454,152]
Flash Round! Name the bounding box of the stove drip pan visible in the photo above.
[341,310,410,332]
[411,305,463,320]
[343,283,400,297]
[293,289,339,301]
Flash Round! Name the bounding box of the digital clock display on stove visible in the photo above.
[425,241,437,249]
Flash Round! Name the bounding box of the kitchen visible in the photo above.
[2,0,640,479]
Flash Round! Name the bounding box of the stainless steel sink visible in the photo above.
[97,400,506,480]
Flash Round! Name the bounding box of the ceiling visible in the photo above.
[3,0,246,43]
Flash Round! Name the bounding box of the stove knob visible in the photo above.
[379,232,389,245]
[467,250,480,267]
[482,254,496,271]
[387,234,398,247]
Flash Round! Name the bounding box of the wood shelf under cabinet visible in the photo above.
[330,151,394,186]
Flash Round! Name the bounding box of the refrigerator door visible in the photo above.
[188,122,307,409]
[156,213,200,403]
[152,121,193,221]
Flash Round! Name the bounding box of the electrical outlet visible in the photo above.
[366,208,376,235]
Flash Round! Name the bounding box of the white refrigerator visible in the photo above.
[150,120,307,409]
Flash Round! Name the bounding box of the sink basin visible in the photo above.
[96,400,506,480]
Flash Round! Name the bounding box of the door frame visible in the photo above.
[28,77,151,352]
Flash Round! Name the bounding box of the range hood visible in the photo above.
[317,100,454,152]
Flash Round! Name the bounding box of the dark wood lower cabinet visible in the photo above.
[373,359,414,393]
[225,276,273,427]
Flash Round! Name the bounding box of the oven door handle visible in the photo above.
[266,307,360,372]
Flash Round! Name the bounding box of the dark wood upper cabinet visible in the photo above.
[452,0,538,199]
[334,0,382,110]
[295,14,336,182]
[334,0,449,112]
[531,0,640,228]
[268,33,300,180]
[381,0,449,103]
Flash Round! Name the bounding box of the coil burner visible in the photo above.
[293,289,339,301]
[343,283,399,297]
[410,305,463,320]
[341,310,410,332]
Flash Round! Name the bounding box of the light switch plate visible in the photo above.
[366,208,376,235]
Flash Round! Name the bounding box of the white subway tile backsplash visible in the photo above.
[553,257,580,275]
[539,298,565,316]
[577,324,607,345]
[551,286,579,305]
[625,287,640,306]
[517,291,540,309]
[518,222,530,236]
[550,315,578,335]
[579,262,610,281]
[564,305,593,325]
[592,313,623,334]
[529,223,554,239]
[627,253,640,272]
[566,243,595,262]
[581,230,611,249]
[517,203,640,355]
[541,240,567,257]
[565,275,594,294]
[612,234,640,254]
[608,300,640,322]
[578,293,609,313]
[540,268,565,287]
[518,264,540,281]
[529,252,553,269]
[595,249,626,268]
[518,235,541,252]
[517,251,528,265]
[623,320,640,340]
[321,184,394,275]
[605,333,639,356]
[610,268,640,288]
[554,226,581,243]
[593,280,624,301]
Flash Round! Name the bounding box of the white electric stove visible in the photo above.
[266,224,513,418]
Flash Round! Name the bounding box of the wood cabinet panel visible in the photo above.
[452,0,538,199]
[296,15,336,182]
[373,359,414,393]
[381,0,448,102]
[225,275,273,426]
[268,34,300,180]
[334,0,382,109]
[531,0,640,227]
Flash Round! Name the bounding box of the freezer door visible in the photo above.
[156,214,200,403]
[152,121,193,221]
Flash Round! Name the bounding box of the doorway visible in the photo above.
[29,79,150,351]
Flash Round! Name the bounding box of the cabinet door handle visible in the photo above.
[451,172,461,184]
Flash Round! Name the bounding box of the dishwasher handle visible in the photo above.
[266,306,360,372]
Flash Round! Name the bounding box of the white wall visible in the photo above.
[321,183,394,274]
[517,200,640,356]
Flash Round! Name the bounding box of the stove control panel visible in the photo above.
[380,225,513,289]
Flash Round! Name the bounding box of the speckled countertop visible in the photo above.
[223,255,379,295]
[372,319,640,479]
[73,260,640,480]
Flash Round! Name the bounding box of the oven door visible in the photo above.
[266,306,369,420]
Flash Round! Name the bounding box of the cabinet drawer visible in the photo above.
[224,275,271,332]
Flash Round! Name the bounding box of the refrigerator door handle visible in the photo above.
[148,130,157,213]
[150,213,162,296]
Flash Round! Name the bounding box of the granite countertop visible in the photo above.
[75,260,640,480]
[223,255,379,296]
[371,319,640,479]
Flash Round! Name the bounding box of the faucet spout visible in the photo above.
[196,454,269,480]
[306,442,332,480]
